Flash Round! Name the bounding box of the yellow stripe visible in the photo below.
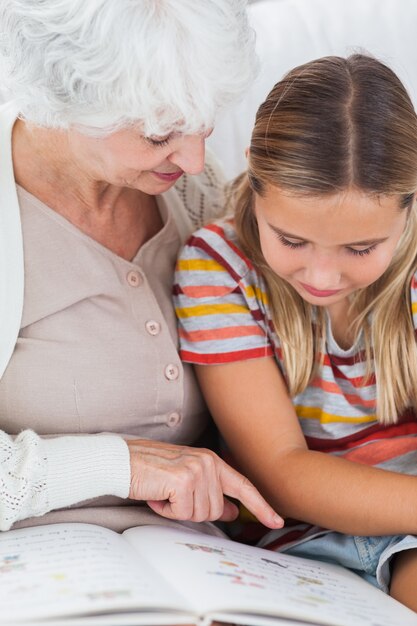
[295,405,377,424]
[177,259,226,272]
[176,303,249,318]
[412,302,417,314]
[244,284,269,305]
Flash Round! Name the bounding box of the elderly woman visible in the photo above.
[0,0,281,534]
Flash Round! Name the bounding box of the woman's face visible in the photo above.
[254,185,408,311]
[67,127,212,193]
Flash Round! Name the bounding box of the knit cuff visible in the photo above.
[40,434,131,512]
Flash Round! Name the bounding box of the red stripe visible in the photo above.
[263,528,314,552]
[204,222,254,270]
[306,412,417,452]
[180,347,274,364]
[342,435,417,466]
[320,357,376,388]
[310,378,375,408]
[322,350,368,367]
[179,285,237,298]
[188,235,243,284]
[179,325,265,342]
[173,283,241,297]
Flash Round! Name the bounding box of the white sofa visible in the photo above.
[208,0,417,179]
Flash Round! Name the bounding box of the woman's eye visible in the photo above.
[346,245,377,257]
[145,135,172,147]
[276,233,306,249]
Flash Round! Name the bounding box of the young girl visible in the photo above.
[174,54,417,611]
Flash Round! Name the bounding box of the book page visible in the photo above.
[0,523,192,623]
[124,526,417,626]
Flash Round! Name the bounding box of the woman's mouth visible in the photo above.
[151,170,184,182]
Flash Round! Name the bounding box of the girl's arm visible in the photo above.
[196,356,417,536]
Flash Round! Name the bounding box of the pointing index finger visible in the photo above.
[220,464,284,529]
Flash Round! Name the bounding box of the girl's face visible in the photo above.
[254,186,408,310]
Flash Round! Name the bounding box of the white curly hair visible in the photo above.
[0,0,257,136]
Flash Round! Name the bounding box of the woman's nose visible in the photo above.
[169,134,206,175]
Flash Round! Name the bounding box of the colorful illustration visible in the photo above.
[176,542,224,555]
[0,554,25,574]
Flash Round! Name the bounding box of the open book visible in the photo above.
[0,522,416,626]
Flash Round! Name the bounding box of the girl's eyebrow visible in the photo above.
[267,223,389,246]
[268,224,307,240]
[343,237,389,246]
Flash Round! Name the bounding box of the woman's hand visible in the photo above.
[126,439,283,528]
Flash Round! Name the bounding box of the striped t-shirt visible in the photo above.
[174,218,417,546]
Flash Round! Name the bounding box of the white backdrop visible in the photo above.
[209,0,417,179]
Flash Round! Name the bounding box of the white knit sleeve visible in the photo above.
[0,429,130,531]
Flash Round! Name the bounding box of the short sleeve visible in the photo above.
[174,220,274,365]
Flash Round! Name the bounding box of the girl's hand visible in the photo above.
[126,439,283,528]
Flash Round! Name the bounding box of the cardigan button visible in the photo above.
[164,364,179,380]
[167,412,181,427]
[145,320,161,336]
[126,270,142,287]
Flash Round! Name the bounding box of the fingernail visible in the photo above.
[273,514,284,527]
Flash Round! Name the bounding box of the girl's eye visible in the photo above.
[276,233,306,249]
[346,245,377,257]
[145,135,172,147]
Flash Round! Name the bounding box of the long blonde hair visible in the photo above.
[233,55,417,424]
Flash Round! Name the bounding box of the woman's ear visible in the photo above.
[245,146,250,159]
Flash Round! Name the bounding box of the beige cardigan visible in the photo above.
[0,102,226,532]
